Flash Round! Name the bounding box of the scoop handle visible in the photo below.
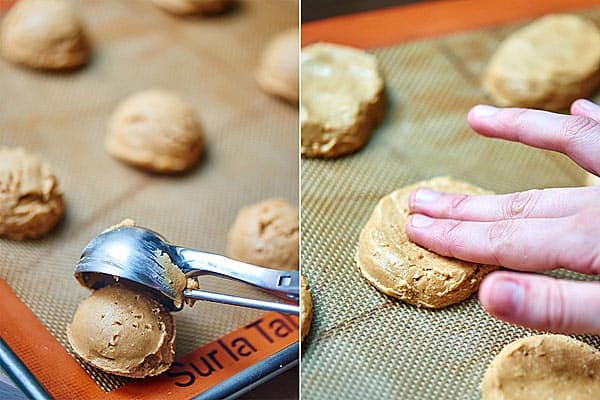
[175,247,299,302]
[183,289,299,315]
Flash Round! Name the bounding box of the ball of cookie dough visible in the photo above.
[483,14,600,111]
[300,274,313,341]
[0,0,90,70]
[151,0,232,15]
[356,176,497,309]
[301,43,386,158]
[67,285,175,378]
[105,90,205,173]
[226,198,299,270]
[0,147,65,240]
[483,335,600,400]
[256,28,299,104]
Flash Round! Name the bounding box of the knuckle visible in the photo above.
[487,221,516,265]
[503,190,541,219]
[544,279,571,333]
[440,220,463,258]
[448,194,470,217]
[560,116,598,147]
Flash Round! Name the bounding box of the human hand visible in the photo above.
[406,99,600,334]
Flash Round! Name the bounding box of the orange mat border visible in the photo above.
[301,0,600,49]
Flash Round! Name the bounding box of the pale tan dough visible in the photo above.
[483,14,600,111]
[256,28,299,104]
[300,274,313,341]
[482,335,600,400]
[151,0,232,15]
[0,0,90,70]
[356,176,497,308]
[67,284,175,378]
[226,198,299,270]
[105,90,205,173]
[301,43,386,158]
[0,147,65,240]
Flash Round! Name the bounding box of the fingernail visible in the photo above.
[410,214,434,228]
[472,105,498,118]
[414,188,441,204]
[576,99,598,111]
[490,279,524,316]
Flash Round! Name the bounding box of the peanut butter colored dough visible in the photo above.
[300,274,313,341]
[482,335,600,400]
[151,0,232,15]
[483,14,600,111]
[0,147,64,240]
[67,285,175,378]
[301,43,386,158]
[586,173,600,186]
[226,198,299,270]
[106,90,205,173]
[357,177,497,308]
[256,28,299,104]
[0,0,89,70]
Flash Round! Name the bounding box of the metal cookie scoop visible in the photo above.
[74,224,299,315]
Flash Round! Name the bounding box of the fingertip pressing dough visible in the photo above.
[300,274,313,341]
[151,0,233,15]
[67,284,175,378]
[482,335,600,400]
[256,28,299,104]
[301,43,386,158]
[356,176,497,308]
[226,198,299,270]
[483,14,600,111]
[0,147,65,240]
[105,90,205,173]
[0,0,90,70]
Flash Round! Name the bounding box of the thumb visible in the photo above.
[478,271,600,334]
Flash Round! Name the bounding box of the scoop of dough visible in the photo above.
[0,147,65,240]
[301,43,385,158]
[483,14,600,111]
[67,284,175,378]
[105,90,205,173]
[483,335,600,400]
[151,0,232,15]
[226,198,299,270]
[256,28,299,104]
[0,0,90,70]
[357,176,497,308]
[300,274,313,341]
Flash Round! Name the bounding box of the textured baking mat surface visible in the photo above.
[0,0,298,393]
[301,7,600,400]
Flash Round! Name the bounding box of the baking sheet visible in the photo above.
[300,6,600,399]
[0,0,298,393]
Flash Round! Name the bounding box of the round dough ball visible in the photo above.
[105,90,205,173]
[256,28,299,104]
[151,0,232,15]
[300,274,313,341]
[301,43,386,158]
[0,0,90,70]
[483,14,600,111]
[226,198,299,270]
[67,285,175,378]
[483,335,600,400]
[0,147,65,240]
[357,176,497,308]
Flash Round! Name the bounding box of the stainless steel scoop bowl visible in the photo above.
[74,224,299,315]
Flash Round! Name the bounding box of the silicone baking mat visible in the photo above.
[301,3,600,399]
[0,0,298,398]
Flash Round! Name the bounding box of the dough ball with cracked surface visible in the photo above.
[67,284,175,378]
[106,90,205,173]
[151,0,233,15]
[256,28,299,104]
[482,335,600,400]
[301,43,386,158]
[0,0,90,70]
[357,176,497,308]
[227,198,299,270]
[300,274,313,341]
[0,147,65,240]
